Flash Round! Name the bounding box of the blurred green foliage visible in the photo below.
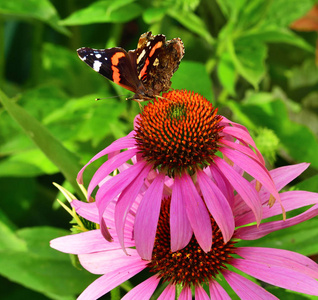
[0,0,318,299]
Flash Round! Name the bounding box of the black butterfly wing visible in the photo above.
[77,47,141,93]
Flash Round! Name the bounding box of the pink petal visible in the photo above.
[50,230,135,254]
[221,124,265,165]
[269,163,310,191]
[223,270,278,299]
[71,200,99,223]
[221,139,261,163]
[236,205,318,240]
[197,170,235,243]
[180,173,212,253]
[77,132,136,184]
[50,230,108,254]
[115,164,153,254]
[170,176,192,252]
[214,157,262,224]
[210,165,235,208]
[96,161,148,239]
[79,248,140,274]
[236,191,318,226]
[221,147,281,208]
[233,163,310,216]
[179,286,192,300]
[121,275,160,300]
[232,255,318,295]
[209,280,231,300]
[236,247,318,278]
[195,285,210,300]
[134,173,165,260]
[77,259,147,300]
[158,284,175,300]
[87,148,137,199]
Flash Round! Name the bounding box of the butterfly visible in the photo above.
[77,31,184,102]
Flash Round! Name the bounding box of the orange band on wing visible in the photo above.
[139,59,150,80]
[111,52,125,65]
[111,65,121,84]
[149,41,163,57]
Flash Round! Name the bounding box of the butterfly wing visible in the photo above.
[77,47,141,93]
[134,32,185,97]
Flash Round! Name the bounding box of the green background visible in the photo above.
[1,0,318,299]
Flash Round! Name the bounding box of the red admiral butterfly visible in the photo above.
[77,32,184,102]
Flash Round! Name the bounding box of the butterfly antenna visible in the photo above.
[95,95,127,101]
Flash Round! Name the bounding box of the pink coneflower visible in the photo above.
[78,89,284,259]
[52,163,318,300]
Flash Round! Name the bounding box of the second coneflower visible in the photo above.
[78,89,283,259]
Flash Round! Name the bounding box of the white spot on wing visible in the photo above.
[137,49,146,64]
[93,60,102,72]
[95,54,102,59]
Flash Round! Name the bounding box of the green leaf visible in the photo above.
[0,226,97,299]
[168,9,214,45]
[0,0,69,35]
[217,52,236,96]
[47,94,127,147]
[60,0,142,25]
[0,211,25,251]
[264,0,317,28]
[295,175,318,193]
[228,93,318,169]
[242,28,314,53]
[0,90,83,196]
[289,59,318,89]
[0,149,59,177]
[171,61,214,102]
[142,7,167,24]
[227,36,267,89]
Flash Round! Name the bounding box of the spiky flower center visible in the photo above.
[147,198,236,286]
[135,90,223,177]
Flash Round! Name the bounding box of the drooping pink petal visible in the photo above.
[134,173,165,260]
[179,173,212,253]
[50,230,135,254]
[95,161,148,239]
[209,280,231,300]
[214,157,262,224]
[220,139,261,163]
[209,165,235,208]
[77,259,147,300]
[194,284,210,300]
[221,147,282,209]
[77,132,136,184]
[121,275,160,300]
[170,176,192,252]
[269,163,310,191]
[233,163,310,217]
[223,270,279,299]
[71,200,99,223]
[197,170,234,243]
[236,191,318,226]
[219,117,250,132]
[236,205,318,240]
[115,164,153,254]
[179,286,192,300]
[236,247,318,278]
[158,284,175,300]
[87,148,138,199]
[232,255,318,295]
[79,249,140,274]
[221,124,265,165]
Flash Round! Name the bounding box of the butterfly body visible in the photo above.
[77,32,184,102]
